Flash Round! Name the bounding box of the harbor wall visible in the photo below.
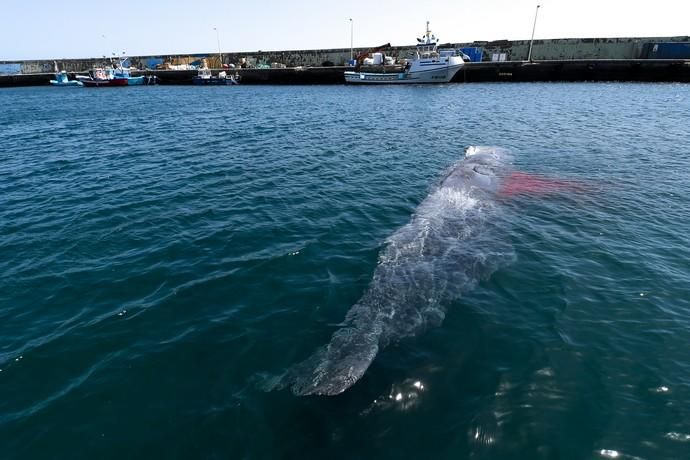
[2,36,690,75]
[4,60,689,88]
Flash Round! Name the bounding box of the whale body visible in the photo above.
[278,146,515,396]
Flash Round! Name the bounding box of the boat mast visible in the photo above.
[527,5,541,63]
[214,27,222,67]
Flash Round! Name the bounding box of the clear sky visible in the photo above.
[1,0,688,60]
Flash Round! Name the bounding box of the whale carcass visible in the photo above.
[278,146,516,395]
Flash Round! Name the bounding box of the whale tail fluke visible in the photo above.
[273,324,381,396]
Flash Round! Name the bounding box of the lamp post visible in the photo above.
[214,27,222,67]
[527,4,541,63]
[349,18,354,61]
[101,34,108,64]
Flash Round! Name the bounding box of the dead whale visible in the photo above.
[277,146,517,395]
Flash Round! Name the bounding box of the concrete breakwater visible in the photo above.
[2,35,690,76]
[2,60,689,87]
[2,35,690,87]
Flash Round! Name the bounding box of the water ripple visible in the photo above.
[1,83,690,458]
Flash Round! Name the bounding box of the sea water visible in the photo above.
[1,83,689,459]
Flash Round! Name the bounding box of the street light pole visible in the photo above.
[527,4,541,63]
[349,18,353,61]
[214,27,222,67]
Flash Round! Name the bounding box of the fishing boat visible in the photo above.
[344,22,467,84]
[113,56,153,85]
[114,67,145,85]
[192,67,239,85]
[80,55,151,87]
[80,68,128,87]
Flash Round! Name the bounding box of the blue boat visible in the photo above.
[50,71,83,86]
[111,56,145,85]
[49,62,83,87]
[114,67,145,86]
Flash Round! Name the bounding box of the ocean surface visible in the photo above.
[1,82,689,459]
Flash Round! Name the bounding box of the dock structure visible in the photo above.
[457,59,690,83]
[2,36,690,86]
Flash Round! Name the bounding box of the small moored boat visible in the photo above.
[49,62,83,87]
[112,56,155,85]
[192,67,240,85]
[114,67,145,86]
[80,68,128,87]
[50,70,83,87]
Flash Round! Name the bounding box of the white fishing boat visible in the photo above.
[344,22,467,84]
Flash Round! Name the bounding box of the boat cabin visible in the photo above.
[197,68,212,79]
[416,21,439,59]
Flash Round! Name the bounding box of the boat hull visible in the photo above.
[82,78,128,87]
[125,76,145,86]
[192,77,238,85]
[49,80,83,87]
[344,63,463,84]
